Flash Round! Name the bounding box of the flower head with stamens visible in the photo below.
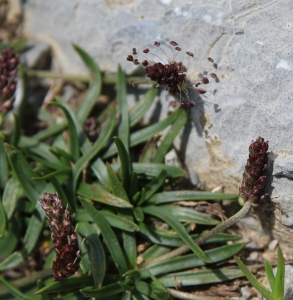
[39,193,81,281]
[126,40,217,108]
[238,137,269,207]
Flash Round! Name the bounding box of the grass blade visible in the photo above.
[153,108,188,163]
[264,259,275,292]
[273,247,285,299]
[0,138,9,188]
[234,256,274,300]
[149,190,238,204]
[142,206,212,263]
[129,87,157,127]
[116,65,129,152]
[80,198,128,275]
[72,44,102,124]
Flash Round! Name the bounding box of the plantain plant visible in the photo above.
[0,44,252,300]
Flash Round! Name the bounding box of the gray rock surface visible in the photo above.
[23,0,293,247]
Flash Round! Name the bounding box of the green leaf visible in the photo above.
[135,281,166,300]
[7,150,46,207]
[103,108,181,159]
[32,168,71,181]
[36,275,93,294]
[107,163,129,202]
[77,183,132,208]
[76,208,139,232]
[77,222,106,289]
[158,268,245,287]
[273,247,285,299]
[11,113,21,147]
[72,106,115,193]
[157,205,220,225]
[142,206,212,264]
[91,158,110,187]
[2,177,23,220]
[0,216,20,257]
[80,198,128,275]
[0,276,38,300]
[0,198,6,237]
[133,207,144,222]
[51,102,80,162]
[264,259,275,292]
[141,245,172,262]
[139,223,239,247]
[0,138,9,188]
[81,283,124,297]
[153,108,188,163]
[139,243,245,279]
[234,256,274,300]
[129,172,138,199]
[132,163,185,178]
[114,136,131,194]
[129,87,157,127]
[116,65,129,152]
[141,169,167,204]
[149,190,238,204]
[72,44,102,124]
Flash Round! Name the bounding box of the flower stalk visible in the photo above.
[140,137,269,267]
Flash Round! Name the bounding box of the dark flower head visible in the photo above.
[126,40,218,107]
[239,137,269,207]
[0,47,18,113]
[39,193,81,281]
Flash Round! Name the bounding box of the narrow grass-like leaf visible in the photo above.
[273,247,285,299]
[133,207,144,222]
[91,158,110,187]
[72,44,102,124]
[77,222,106,289]
[129,87,157,127]
[141,169,167,203]
[72,106,115,193]
[7,150,46,206]
[139,243,245,279]
[81,283,124,297]
[264,259,275,292]
[32,168,71,181]
[153,108,188,163]
[0,276,38,300]
[0,138,9,188]
[0,199,6,237]
[107,163,129,202]
[75,209,139,232]
[142,206,212,263]
[129,172,138,199]
[36,276,93,294]
[31,122,67,142]
[2,176,22,220]
[117,65,129,152]
[0,216,20,257]
[51,102,80,162]
[103,108,181,159]
[11,113,21,147]
[77,183,132,208]
[158,205,220,225]
[50,146,73,163]
[135,281,165,300]
[149,191,238,204]
[141,245,172,262]
[139,222,239,247]
[132,163,185,178]
[158,268,245,287]
[114,136,131,194]
[234,256,274,300]
[80,198,128,275]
